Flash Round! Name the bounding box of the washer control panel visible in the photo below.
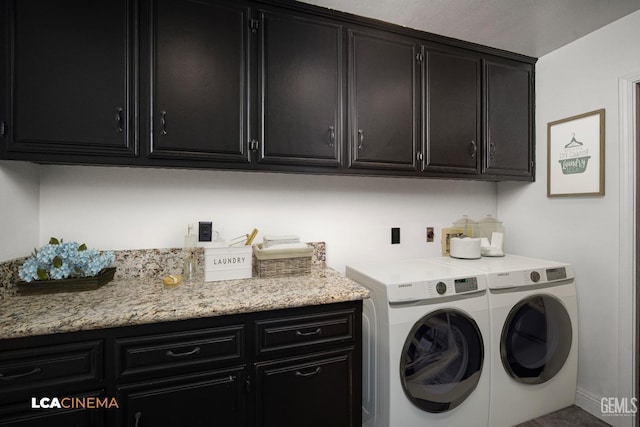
[426,276,480,298]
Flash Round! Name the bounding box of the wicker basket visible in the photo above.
[252,244,312,278]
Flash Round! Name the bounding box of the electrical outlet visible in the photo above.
[426,227,434,242]
[198,221,213,242]
[391,227,400,244]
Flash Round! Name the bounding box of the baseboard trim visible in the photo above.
[576,387,636,427]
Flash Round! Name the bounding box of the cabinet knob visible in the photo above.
[470,140,477,159]
[115,107,124,133]
[328,126,335,148]
[160,111,168,136]
[357,129,364,149]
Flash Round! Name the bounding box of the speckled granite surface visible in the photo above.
[0,242,368,340]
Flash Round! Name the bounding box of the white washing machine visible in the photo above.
[346,259,490,427]
[434,255,578,427]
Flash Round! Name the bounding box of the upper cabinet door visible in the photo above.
[484,58,534,178]
[348,29,419,171]
[5,0,136,157]
[423,46,480,175]
[146,0,249,163]
[257,10,342,167]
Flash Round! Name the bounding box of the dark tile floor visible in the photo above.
[516,405,612,427]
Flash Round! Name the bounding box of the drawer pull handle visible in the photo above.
[0,367,42,381]
[295,366,322,378]
[166,346,201,358]
[296,327,322,337]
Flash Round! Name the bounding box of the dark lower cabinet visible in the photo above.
[118,368,246,427]
[257,9,343,167]
[0,391,105,427]
[0,301,362,427]
[1,0,136,159]
[255,351,353,427]
[348,29,419,171]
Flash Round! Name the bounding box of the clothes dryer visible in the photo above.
[434,255,578,427]
[346,259,490,427]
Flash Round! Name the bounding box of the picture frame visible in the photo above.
[547,109,605,197]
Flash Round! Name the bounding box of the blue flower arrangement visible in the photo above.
[19,238,115,282]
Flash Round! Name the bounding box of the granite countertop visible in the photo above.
[0,267,369,340]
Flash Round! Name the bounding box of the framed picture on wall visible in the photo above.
[547,109,605,197]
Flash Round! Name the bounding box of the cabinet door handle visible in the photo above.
[134,412,141,427]
[0,367,42,381]
[490,143,496,160]
[328,126,335,148]
[160,110,168,135]
[115,107,124,133]
[357,129,364,149]
[295,366,322,377]
[296,327,322,337]
[470,140,477,159]
[165,346,201,358]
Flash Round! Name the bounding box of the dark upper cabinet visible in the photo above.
[1,0,136,158]
[484,58,534,178]
[348,29,419,171]
[143,0,250,163]
[422,46,481,175]
[257,10,342,167]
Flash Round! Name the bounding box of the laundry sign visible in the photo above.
[547,109,605,197]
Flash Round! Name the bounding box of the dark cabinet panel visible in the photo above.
[484,59,534,178]
[423,47,480,174]
[118,368,246,427]
[145,0,249,162]
[4,0,136,157]
[257,10,342,166]
[255,351,353,427]
[348,30,419,171]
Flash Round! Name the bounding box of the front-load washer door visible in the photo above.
[500,294,572,384]
[400,309,484,413]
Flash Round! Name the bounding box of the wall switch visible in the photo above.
[391,227,400,244]
[198,221,213,242]
[426,227,434,242]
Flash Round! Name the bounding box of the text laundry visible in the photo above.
[212,257,246,265]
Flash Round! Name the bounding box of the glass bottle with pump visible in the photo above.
[183,224,198,282]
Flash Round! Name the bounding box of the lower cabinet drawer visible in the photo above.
[255,309,355,356]
[0,341,103,400]
[115,325,244,381]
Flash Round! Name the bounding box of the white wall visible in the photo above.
[0,161,40,261]
[498,10,640,426]
[37,165,497,273]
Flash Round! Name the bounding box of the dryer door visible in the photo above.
[400,309,484,413]
[500,294,572,384]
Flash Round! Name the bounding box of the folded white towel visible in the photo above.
[263,234,300,247]
[260,242,309,251]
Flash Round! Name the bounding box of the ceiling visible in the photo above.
[300,0,640,58]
